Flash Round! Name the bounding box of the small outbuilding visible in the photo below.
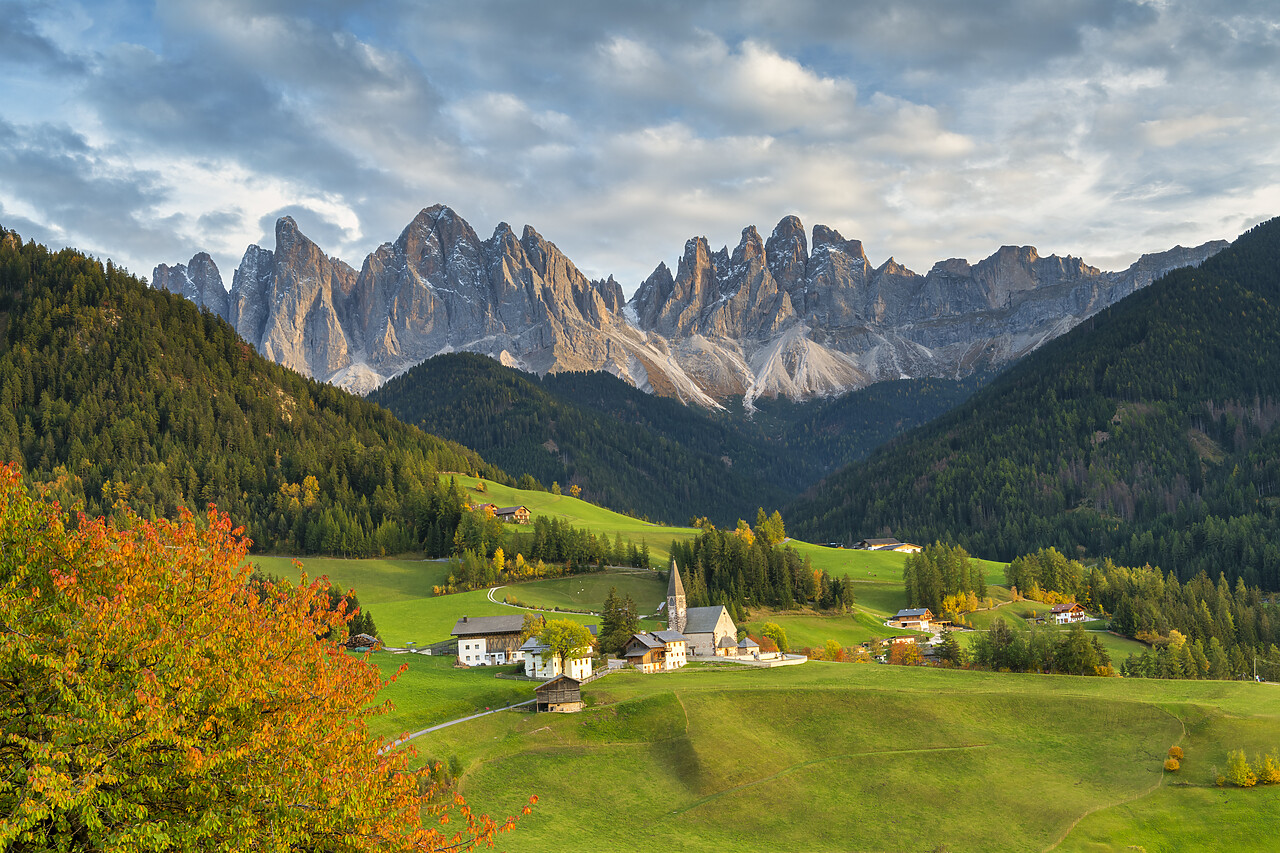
[535,675,583,713]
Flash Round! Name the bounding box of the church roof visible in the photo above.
[667,561,686,599]
[684,605,730,635]
[717,635,737,648]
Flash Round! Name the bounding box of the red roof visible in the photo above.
[1051,602,1083,613]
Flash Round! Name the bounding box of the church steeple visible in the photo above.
[667,560,687,634]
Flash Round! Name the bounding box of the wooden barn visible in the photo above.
[494,505,531,524]
[535,675,583,713]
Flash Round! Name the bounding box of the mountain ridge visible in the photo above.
[156,206,1227,403]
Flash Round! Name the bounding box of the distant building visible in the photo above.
[624,630,688,673]
[451,614,527,665]
[667,561,738,657]
[856,538,922,553]
[535,675,583,713]
[494,505,531,524]
[890,608,935,631]
[1050,602,1088,624]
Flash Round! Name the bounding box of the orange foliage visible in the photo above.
[0,465,530,851]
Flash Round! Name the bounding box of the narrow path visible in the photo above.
[382,699,537,752]
[486,584,599,616]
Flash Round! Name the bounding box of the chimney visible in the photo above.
[462,616,468,623]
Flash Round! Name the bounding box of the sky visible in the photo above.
[2,0,1279,293]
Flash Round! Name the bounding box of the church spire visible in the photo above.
[667,560,687,634]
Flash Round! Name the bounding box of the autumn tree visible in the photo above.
[1226,749,1257,787]
[538,619,594,672]
[0,466,530,851]
[761,622,789,654]
[824,639,845,662]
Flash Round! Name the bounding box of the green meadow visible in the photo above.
[379,660,1280,853]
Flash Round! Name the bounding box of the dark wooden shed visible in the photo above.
[535,675,583,713]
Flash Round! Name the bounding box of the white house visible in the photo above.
[520,635,593,681]
[1050,603,1088,624]
[890,608,934,631]
[451,614,528,666]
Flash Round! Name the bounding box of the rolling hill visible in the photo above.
[787,218,1280,589]
[0,227,501,555]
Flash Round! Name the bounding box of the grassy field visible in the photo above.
[382,662,1280,853]
[503,568,666,616]
[453,475,701,563]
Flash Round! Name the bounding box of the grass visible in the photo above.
[741,607,918,650]
[504,569,666,616]
[453,475,701,563]
[385,663,1280,853]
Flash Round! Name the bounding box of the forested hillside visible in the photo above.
[369,353,979,525]
[788,218,1280,590]
[0,228,501,555]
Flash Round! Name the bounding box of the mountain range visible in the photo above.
[155,206,1226,404]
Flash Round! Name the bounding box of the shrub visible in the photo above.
[1226,749,1257,787]
[1168,745,1184,760]
[1257,753,1280,785]
[1164,757,1180,772]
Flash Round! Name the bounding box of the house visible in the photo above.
[520,633,594,680]
[623,629,688,673]
[535,675,583,713]
[666,561,739,657]
[856,538,922,553]
[450,614,528,666]
[494,505,531,524]
[1050,602,1088,624]
[890,608,934,631]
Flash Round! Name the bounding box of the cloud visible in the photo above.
[0,0,1277,295]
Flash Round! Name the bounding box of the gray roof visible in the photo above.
[717,635,737,648]
[494,505,528,514]
[627,632,663,650]
[683,605,730,635]
[738,637,759,648]
[519,636,546,652]
[894,608,932,619]
[667,561,685,598]
[861,538,902,546]
[451,614,527,636]
[652,629,687,644]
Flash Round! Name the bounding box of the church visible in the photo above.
[666,561,739,657]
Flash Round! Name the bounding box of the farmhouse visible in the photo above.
[857,538,922,553]
[494,505,531,524]
[1050,602,1088,624]
[667,561,739,657]
[534,675,583,713]
[623,629,689,673]
[519,633,594,680]
[450,614,527,665]
[890,608,934,631]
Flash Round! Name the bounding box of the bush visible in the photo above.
[1257,753,1280,785]
[1226,749,1257,787]
[1168,745,1184,760]
[1164,757,1180,772]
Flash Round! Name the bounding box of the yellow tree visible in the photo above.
[0,465,531,851]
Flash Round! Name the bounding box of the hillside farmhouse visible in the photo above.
[494,505,531,524]
[519,631,594,680]
[667,562,741,657]
[857,538,922,553]
[451,614,527,665]
[1050,602,1088,624]
[890,608,935,631]
[535,675,583,713]
[624,630,689,673]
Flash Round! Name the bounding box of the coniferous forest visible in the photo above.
[788,218,1280,590]
[0,227,504,556]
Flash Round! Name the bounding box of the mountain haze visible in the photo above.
[157,206,1226,404]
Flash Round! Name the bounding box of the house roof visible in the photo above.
[683,605,730,635]
[738,637,759,648]
[535,674,580,693]
[861,538,902,546]
[451,614,527,637]
[519,636,547,652]
[627,633,663,650]
[1051,602,1082,613]
[717,635,737,648]
[667,560,686,599]
[651,629,687,644]
[494,505,528,514]
[894,608,932,619]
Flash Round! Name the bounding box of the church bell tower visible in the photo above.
[667,560,687,634]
